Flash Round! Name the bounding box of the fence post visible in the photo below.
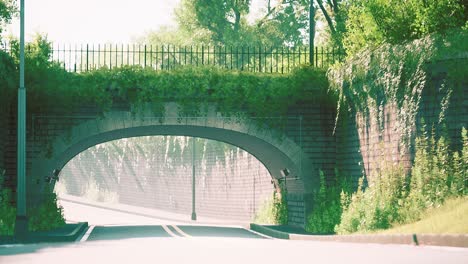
[144,45,147,68]
[86,44,89,72]
[258,45,262,72]
[315,47,318,67]
[202,45,205,65]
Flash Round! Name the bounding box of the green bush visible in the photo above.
[0,50,17,113]
[306,169,350,234]
[343,0,467,55]
[253,188,288,225]
[401,126,467,222]
[0,169,66,234]
[253,197,277,224]
[28,186,65,232]
[335,166,407,234]
[330,29,468,148]
[2,36,331,132]
[336,126,467,234]
[273,189,288,225]
[0,169,16,236]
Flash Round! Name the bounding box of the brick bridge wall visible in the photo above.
[1,99,335,227]
[0,108,8,180]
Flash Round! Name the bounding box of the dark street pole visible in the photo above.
[191,137,197,221]
[309,1,316,66]
[15,0,28,239]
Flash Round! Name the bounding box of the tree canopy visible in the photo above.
[343,0,468,55]
[0,0,17,38]
[142,0,310,47]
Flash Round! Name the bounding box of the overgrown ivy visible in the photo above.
[328,29,468,150]
[1,36,331,131]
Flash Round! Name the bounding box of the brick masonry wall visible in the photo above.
[3,107,17,195]
[285,100,337,227]
[287,101,337,181]
[335,58,468,185]
[0,107,7,179]
[57,137,275,222]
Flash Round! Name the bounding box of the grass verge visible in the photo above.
[377,196,468,234]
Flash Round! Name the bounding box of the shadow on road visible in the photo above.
[87,225,265,241]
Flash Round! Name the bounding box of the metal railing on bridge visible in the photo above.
[1,42,345,73]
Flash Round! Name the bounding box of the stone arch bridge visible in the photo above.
[12,100,337,227]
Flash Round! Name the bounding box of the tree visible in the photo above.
[0,0,17,39]
[343,0,468,56]
[314,0,348,49]
[174,0,309,47]
[175,0,251,45]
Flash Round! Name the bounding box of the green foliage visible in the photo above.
[379,196,468,234]
[0,36,330,159]
[73,64,329,118]
[253,188,288,225]
[6,35,80,115]
[306,169,350,234]
[343,0,467,55]
[401,126,467,222]
[273,188,288,225]
[314,0,349,49]
[28,186,65,232]
[343,3,384,55]
[336,127,468,234]
[1,34,331,124]
[0,0,17,38]
[254,197,278,225]
[0,169,16,236]
[328,32,467,235]
[173,0,308,47]
[335,166,407,234]
[329,30,468,150]
[0,49,16,112]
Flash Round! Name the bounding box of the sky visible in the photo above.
[5,0,182,43]
[4,0,267,44]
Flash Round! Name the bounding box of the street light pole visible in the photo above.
[15,0,28,238]
[191,137,197,221]
[309,1,316,65]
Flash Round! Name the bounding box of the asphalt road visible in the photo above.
[1,199,467,264]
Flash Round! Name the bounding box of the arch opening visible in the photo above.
[54,136,277,224]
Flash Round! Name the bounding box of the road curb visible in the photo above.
[0,222,89,244]
[250,224,290,239]
[28,222,89,243]
[249,224,468,248]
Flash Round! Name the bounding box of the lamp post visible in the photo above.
[15,0,28,238]
[309,1,315,65]
[191,137,197,221]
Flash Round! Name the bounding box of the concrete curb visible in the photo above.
[28,222,89,243]
[0,222,89,244]
[250,224,468,248]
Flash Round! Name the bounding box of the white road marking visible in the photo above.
[80,225,95,242]
[162,225,179,237]
[171,225,192,238]
[244,228,275,239]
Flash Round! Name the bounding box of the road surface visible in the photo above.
[1,198,467,264]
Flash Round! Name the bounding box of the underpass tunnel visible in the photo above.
[54,136,277,225]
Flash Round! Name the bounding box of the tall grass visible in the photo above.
[254,189,288,225]
[307,127,467,234]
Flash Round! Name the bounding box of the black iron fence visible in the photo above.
[1,42,345,73]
